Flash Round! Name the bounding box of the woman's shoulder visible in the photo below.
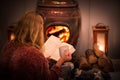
[10,44,47,67]
[12,44,44,59]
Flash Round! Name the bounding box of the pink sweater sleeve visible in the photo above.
[10,47,62,80]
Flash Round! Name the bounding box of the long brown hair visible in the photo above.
[14,11,44,49]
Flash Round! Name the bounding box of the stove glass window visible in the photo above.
[46,25,70,42]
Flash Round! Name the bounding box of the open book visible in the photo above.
[43,35,76,61]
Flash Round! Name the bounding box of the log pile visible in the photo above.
[78,46,114,72]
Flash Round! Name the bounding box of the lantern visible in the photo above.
[93,23,109,55]
[7,24,16,41]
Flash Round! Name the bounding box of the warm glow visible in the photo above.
[46,26,70,42]
[51,11,63,15]
[52,1,66,4]
[97,43,105,52]
[97,33,105,52]
[10,33,15,40]
[93,24,109,54]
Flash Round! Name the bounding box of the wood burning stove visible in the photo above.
[36,0,81,47]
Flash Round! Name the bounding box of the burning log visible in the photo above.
[47,28,66,37]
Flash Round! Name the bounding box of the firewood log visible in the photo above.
[88,55,98,64]
[79,56,91,70]
[85,49,98,64]
[98,55,114,72]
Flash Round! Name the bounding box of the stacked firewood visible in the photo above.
[78,44,114,72]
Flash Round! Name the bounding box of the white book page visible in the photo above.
[60,42,76,54]
[43,35,76,61]
[43,35,61,58]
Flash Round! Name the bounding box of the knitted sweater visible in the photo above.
[0,41,61,80]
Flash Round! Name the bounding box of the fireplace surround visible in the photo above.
[36,0,81,47]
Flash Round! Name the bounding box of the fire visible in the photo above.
[46,26,70,42]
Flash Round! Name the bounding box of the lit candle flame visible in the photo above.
[97,43,105,52]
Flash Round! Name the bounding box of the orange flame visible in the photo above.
[46,26,70,42]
